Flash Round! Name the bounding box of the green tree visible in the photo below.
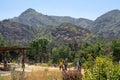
[52,45,71,63]
[28,38,50,63]
[0,34,7,62]
[75,42,106,63]
[112,38,120,62]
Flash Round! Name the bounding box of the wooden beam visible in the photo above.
[0,47,31,52]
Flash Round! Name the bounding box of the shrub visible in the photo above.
[62,70,82,80]
[82,57,120,80]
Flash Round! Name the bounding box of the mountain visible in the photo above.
[0,20,92,46]
[1,8,120,46]
[0,20,38,46]
[11,8,93,29]
[92,9,120,40]
[42,23,92,45]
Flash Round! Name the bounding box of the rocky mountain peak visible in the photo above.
[11,8,93,28]
[19,8,43,17]
[24,8,36,13]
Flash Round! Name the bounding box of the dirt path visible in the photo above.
[16,64,84,75]
[0,64,84,76]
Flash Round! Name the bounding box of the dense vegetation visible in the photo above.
[27,37,119,79]
[28,37,120,79]
[0,30,120,79]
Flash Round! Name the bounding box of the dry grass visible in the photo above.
[25,69,62,80]
[0,76,11,80]
[0,69,62,80]
[26,70,62,80]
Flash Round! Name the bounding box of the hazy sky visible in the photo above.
[0,0,120,20]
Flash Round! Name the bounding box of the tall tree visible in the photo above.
[52,45,71,63]
[0,34,7,62]
[112,38,120,62]
[29,38,50,62]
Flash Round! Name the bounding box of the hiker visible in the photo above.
[58,59,64,70]
[64,58,68,71]
[77,59,82,71]
[17,57,21,65]
[53,63,57,68]
[4,58,8,69]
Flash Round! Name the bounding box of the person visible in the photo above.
[77,59,82,71]
[4,58,8,69]
[17,57,21,65]
[64,58,68,71]
[58,59,64,71]
[53,63,57,68]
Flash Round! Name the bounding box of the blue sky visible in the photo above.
[0,0,120,20]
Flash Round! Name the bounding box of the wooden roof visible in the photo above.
[0,47,31,51]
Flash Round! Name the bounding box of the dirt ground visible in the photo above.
[0,63,84,76]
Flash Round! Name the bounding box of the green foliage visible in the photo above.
[0,34,7,62]
[28,38,50,62]
[74,42,106,65]
[52,45,71,63]
[112,38,120,62]
[9,51,19,62]
[82,57,120,80]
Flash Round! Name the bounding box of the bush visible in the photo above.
[82,57,120,80]
[62,70,82,80]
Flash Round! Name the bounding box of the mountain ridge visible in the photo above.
[11,8,93,29]
[0,8,120,46]
[92,9,120,40]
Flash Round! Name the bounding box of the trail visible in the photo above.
[0,64,84,76]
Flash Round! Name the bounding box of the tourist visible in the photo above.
[58,59,64,70]
[17,57,21,65]
[64,58,68,71]
[77,59,82,71]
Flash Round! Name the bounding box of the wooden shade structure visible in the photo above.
[0,47,31,51]
[0,47,31,71]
